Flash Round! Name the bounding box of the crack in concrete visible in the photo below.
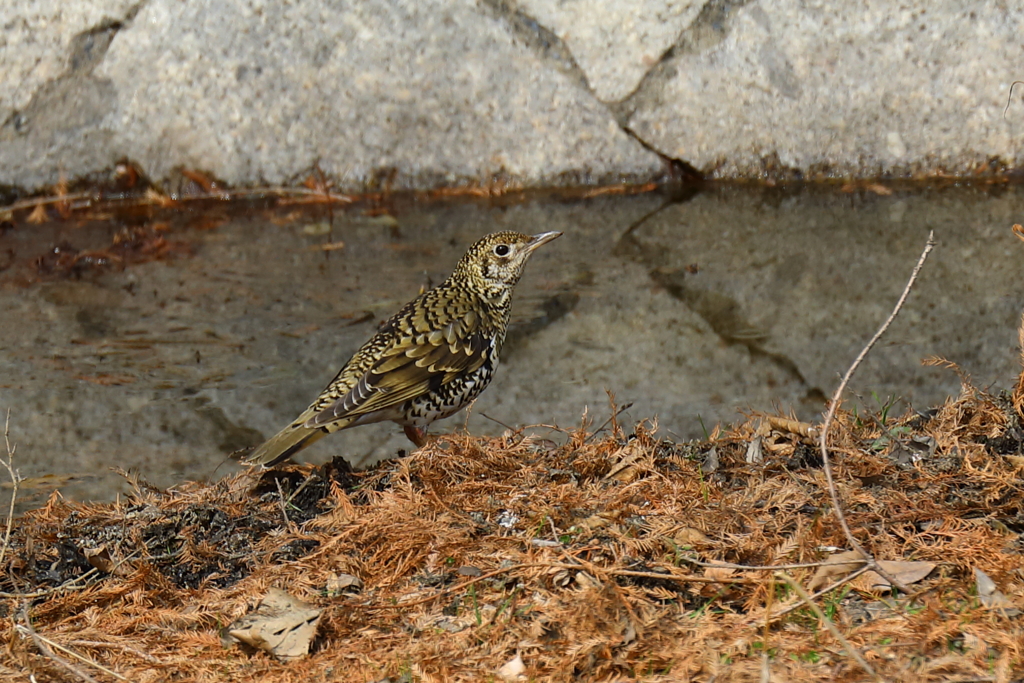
[480,0,713,180]
[614,0,751,120]
[613,197,825,400]
[1,1,146,136]
[68,22,122,76]
[478,0,593,93]
[606,0,753,174]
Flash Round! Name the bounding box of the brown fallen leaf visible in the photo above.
[851,560,936,593]
[807,550,866,591]
[603,441,646,482]
[703,560,737,583]
[325,573,363,597]
[497,654,526,681]
[974,568,1022,616]
[226,588,322,661]
[84,545,116,574]
[577,512,615,531]
[673,527,713,548]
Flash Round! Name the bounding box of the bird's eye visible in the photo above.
[493,244,510,257]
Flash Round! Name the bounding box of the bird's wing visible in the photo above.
[306,307,490,427]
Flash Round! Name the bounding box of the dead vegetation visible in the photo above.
[0,369,1022,681]
[0,164,658,286]
[1,206,1023,682]
[0,162,658,230]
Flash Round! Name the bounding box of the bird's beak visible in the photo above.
[525,231,562,252]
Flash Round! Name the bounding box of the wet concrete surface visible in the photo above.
[1,184,1022,506]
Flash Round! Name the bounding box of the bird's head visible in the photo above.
[456,231,562,298]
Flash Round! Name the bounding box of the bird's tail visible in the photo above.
[244,419,327,467]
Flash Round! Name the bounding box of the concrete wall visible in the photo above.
[3,0,1024,191]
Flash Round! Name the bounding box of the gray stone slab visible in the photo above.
[0,0,661,191]
[3,0,1024,189]
[0,0,138,119]
[516,0,704,102]
[625,0,1024,177]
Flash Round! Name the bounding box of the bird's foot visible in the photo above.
[403,425,428,448]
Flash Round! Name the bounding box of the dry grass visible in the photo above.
[2,379,1023,681]
[2,191,1023,681]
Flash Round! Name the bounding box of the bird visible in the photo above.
[244,230,562,466]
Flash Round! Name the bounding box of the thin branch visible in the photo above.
[284,472,318,508]
[370,559,759,611]
[370,562,551,609]
[775,572,884,683]
[583,402,634,444]
[678,556,839,571]
[1,192,96,214]
[0,567,99,599]
[17,628,131,682]
[610,568,758,585]
[274,476,291,527]
[17,603,104,683]
[0,549,140,599]
[0,409,18,570]
[67,641,162,666]
[480,412,516,434]
[1004,81,1024,120]
[762,564,872,622]
[818,231,934,593]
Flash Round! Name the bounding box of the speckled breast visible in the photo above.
[399,359,497,427]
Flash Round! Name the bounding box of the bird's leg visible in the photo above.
[403,425,427,448]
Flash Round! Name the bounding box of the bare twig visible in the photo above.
[2,192,96,215]
[609,568,758,585]
[479,412,530,449]
[1004,81,1024,120]
[284,472,318,508]
[0,567,99,599]
[371,559,759,612]
[370,562,548,609]
[761,564,873,622]
[274,476,291,526]
[583,402,634,444]
[818,231,934,593]
[480,412,517,434]
[775,572,884,683]
[0,409,19,570]
[677,556,837,571]
[17,603,118,683]
[0,549,140,599]
[67,641,162,666]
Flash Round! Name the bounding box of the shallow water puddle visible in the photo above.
[1,184,1022,505]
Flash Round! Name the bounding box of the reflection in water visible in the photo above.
[1,184,1022,505]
